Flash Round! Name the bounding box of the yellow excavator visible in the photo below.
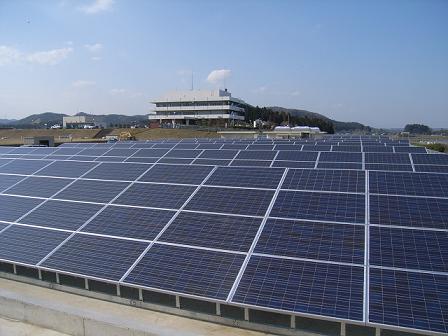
[118,131,136,141]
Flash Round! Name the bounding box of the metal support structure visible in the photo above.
[290,315,296,329]
[85,278,89,290]
[116,284,121,297]
[138,288,143,301]
[216,303,221,316]
[175,295,181,308]
[340,322,346,336]
[244,308,249,321]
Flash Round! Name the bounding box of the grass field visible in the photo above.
[0,128,219,146]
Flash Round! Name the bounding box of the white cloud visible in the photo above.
[84,43,103,53]
[0,46,22,66]
[207,69,231,84]
[0,45,73,66]
[80,0,114,14]
[72,80,96,88]
[26,47,73,65]
[91,56,102,61]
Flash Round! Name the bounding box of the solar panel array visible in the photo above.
[0,135,447,335]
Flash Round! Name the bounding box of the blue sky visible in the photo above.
[0,0,447,128]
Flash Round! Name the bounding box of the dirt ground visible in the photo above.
[0,128,219,146]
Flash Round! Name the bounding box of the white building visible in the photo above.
[149,89,248,126]
[63,115,104,129]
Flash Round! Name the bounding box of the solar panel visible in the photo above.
[158,158,194,164]
[192,159,231,166]
[232,256,364,320]
[332,146,361,152]
[124,244,245,299]
[236,150,277,160]
[81,206,175,240]
[0,225,70,264]
[230,160,272,167]
[125,157,158,164]
[134,148,170,157]
[282,169,365,193]
[0,174,26,192]
[83,162,150,181]
[0,195,43,222]
[95,156,125,162]
[394,146,427,153]
[369,195,448,230]
[414,164,448,173]
[159,211,262,252]
[363,146,393,153]
[369,171,448,198]
[0,159,53,175]
[55,180,129,203]
[370,226,447,273]
[198,150,238,159]
[165,149,202,158]
[412,153,448,165]
[271,191,365,223]
[5,176,72,197]
[206,167,284,189]
[302,145,331,151]
[104,148,139,157]
[317,162,363,170]
[185,187,274,216]
[364,163,413,172]
[272,161,316,169]
[138,164,213,185]
[319,152,362,163]
[113,183,196,209]
[275,151,318,162]
[53,148,83,155]
[19,200,103,231]
[42,234,148,281]
[365,153,411,164]
[369,268,448,333]
[255,218,364,264]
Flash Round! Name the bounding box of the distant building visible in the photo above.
[63,115,104,129]
[23,136,54,147]
[149,89,248,127]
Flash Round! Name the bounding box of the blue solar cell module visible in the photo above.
[247,144,275,150]
[236,151,277,160]
[165,149,202,158]
[78,148,110,156]
[94,156,125,162]
[158,158,194,164]
[0,159,53,175]
[192,159,231,166]
[232,256,364,320]
[206,167,284,189]
[35,161,98,178]
[139,164,213,185]
[255,219,364,264]
[0,158,13,167]
[363,146,393,153]
[0,225,70,265]
[230,160,272,167]
[369,195,448,230]
[198,150,238,160]
[394,146,427,153]
[317,162,363,170]
[221,144,248,150]
[134,148,170,157]
[369,171,448,198]
[365,153,411,164]
[124,244,245,299]
[271,191,365,223]
[370,227,447,273]
[369,268,448,333]
[55,180,129,203]
[411,153,448,165]
[45,155,72,161]
[66,156,96,161]
[131,143,154,149]
[114,183,196,209]
[5,176,72,197]
[282,169,365,193]
[8,147,37,154]
[104,148,139,157]
[0,195,43,222]
[82,206,174,240]
[414,164,448,173]
[42,234,148,281]
[0,174,25,192]
[185,187,274,216]
[174,143,199,149]
[276,151,318,161]
[365,163,413,172]
[152,143,175,149]
[302,145,331,152]
[83,162,150,181]
[0,147,13,154]
[272,161,316,169]
[159,212,262,252]
[319,152,362,163]
[331,146,362,152]
[125,157,159,164]
[53,148,83,155]
[197,143,223,150]
[19,200,102,231]
[274,144,303,150]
